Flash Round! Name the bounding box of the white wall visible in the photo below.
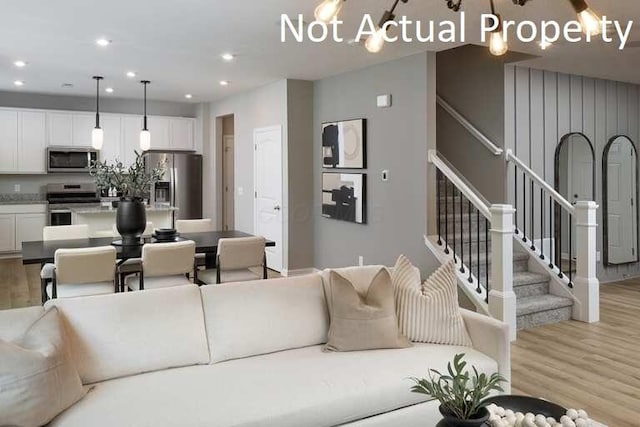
[204,80,288,232]
[506,65,640,282]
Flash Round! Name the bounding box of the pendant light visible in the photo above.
[140,80,151,151]
[91,76,104,150]
[569,0,601,36]
[365,0,408,54]
[488,0,508,56]
[314,0,345,23]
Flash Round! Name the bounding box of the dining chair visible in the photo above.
[175,219,213,270]
[41,224,90,303]
[48,246,118,299]
[125,240,196,291]
[197,236,267,285]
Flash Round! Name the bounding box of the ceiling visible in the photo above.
[0,0,638,102]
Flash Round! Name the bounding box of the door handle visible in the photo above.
[274,205,281,211]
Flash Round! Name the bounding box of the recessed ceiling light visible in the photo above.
[61,83,74,88]
[184,94,193,99]
[96,38,111,47]
[13,80,24,87]
[221,53,235,61]
[14,60,27,68]
[219,80,229,86]
[126,71,136,78]
[105,87,114,93]
[539,40,552,50]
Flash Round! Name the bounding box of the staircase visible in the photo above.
[439,181,573,330]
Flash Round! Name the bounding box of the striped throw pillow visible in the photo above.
[392,255,472,346]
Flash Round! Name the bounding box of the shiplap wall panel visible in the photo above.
[507,66,640,282]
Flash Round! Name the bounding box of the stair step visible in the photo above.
[517,294,573,317]
[513,272,550,298]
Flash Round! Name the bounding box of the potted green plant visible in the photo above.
[89,152,165,245]
[410,353,506,427]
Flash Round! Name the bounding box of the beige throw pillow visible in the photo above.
[393,255,472,346]
[325,268,411,352]
[0,307,86,427]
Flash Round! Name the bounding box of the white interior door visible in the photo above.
[222,135,235,231]
[567,141,594,254]
[607,140,636,263]
[254,126,283,272]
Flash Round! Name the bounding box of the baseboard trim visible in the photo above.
[280,268,320,277]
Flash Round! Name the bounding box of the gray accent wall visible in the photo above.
[436,45,532,203]
[0,90,198,117]
[313,52,440,275]
[505,65,640,283]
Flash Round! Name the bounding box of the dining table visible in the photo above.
[22,230,275,304]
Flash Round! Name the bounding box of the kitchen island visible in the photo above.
[71,204,177,237]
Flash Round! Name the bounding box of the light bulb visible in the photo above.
[577,8,601,36]
[489,31,508,56]
[365,28,386,53]
[92,127,104,150]
[314,0,343,23]
[140,129,151,151]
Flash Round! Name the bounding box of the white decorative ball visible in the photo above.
[577,410,588,420]
[525,413,535,421]
[497,406,506,417]
[575,419,588,427]
[535,414,547,427]
[567,409,579,420]
[546,417,557,425]
[524,418,537,427]
[505,409,515,418]
[560,415,576,427]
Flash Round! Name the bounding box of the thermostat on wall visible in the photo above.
[377,94,392,108]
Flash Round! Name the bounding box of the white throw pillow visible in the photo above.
[0,307,86,427]
[392,255,472,346]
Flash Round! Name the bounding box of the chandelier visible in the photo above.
[314,0,602,56]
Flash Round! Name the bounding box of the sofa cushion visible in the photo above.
[0,305,43,341]
[49,344,498,427]
[45,284,209,384]
[0,307,86,427]
[201,274,329,363]
[325,269,410,352]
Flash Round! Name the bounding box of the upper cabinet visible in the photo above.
[19,111,46,173]
[48,113,73,146]
[0,107,197,174]
[170,118,194,151]
[0,111,18,172]
[0,110,47,174]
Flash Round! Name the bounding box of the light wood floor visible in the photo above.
[0,258,638,425]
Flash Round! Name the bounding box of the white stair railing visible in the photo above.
[505,150,599,323]
[428,150,517,340]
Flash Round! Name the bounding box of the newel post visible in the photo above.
[489,204,517,341]
[573,201,600,323]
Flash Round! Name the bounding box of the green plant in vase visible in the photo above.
[89,152,166,244]
[410,353,506,426]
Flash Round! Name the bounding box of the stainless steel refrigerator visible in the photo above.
[144,151,203,226]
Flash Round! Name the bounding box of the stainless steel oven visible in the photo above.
[47,147,99,173]
[49,209,72,226]
[46,183,101,225]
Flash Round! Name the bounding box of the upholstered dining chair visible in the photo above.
[116,221,155,290]
[175,218,213,271]
[125,240,196,291]
[48,246,118,299]
[41,224,90,303]
[197,236,267,285]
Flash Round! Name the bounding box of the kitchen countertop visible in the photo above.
[71,204,178,214]
[0,194,47,205]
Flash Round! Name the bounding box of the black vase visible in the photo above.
[439,405,490,427]
[116,199,146,245]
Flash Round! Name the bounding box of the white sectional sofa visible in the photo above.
[0,271,510,427]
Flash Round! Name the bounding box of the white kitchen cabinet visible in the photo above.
[170,118,194,150]
[0,214,16,252]
[18,111,46,173]
[147,117,171,150]
[99,115,122,165]
[48,113,73,146]
[122,116,142,167]
[15,213,46,249]
[72,114,95,147]
[0,110,18,172]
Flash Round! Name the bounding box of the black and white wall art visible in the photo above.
[321,119,367,169]
[322,173,366,224]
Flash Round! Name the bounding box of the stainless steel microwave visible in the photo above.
[47,147,99,173]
